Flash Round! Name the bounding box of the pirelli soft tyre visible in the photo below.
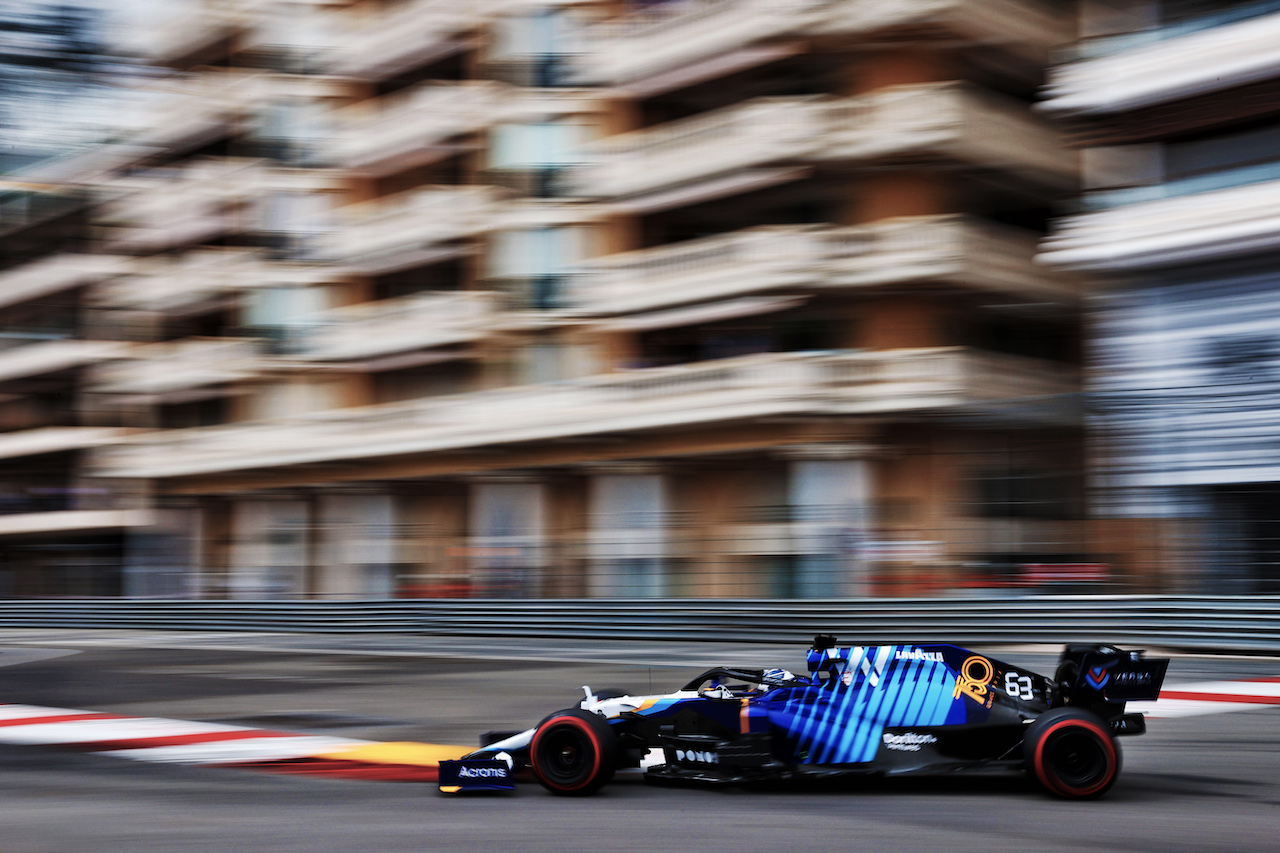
[530,709,619,796]
[1024,708,1121,799]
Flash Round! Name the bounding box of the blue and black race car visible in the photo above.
[441,636,1167,799]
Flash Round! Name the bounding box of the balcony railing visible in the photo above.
[573,84,1075,200]
[824,215,1077,300]
[577,0,827,87]
[0,427,130,463]
[323,186,495,265]
[1039,175,1280,271]
[821,83,1076,188]
[820,0,1070,62]
[577,0,1067,87]
[327,81,506,173]
[289,291,501,361]
[572,216,1074,314]
[572,226,829,315]
[95,348,1077,479]
[325,0,496,80]
[97,249,337,313]
[136,1,253,63]
[92,337,264,396]
[0,340,124,385]
[1042,9,1280,116]
[572,96,829,199]
[103,159,268,252]
[122,70,259,151]
[0,255,127,312]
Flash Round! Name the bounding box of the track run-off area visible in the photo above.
[0,629,1276,853]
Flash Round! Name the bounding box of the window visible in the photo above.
[488,121,585,196]
[489,8,579,87]
[488,226,588,309]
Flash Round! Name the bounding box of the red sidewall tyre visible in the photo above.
[530,709,618,796]
[1025,708,1120,799]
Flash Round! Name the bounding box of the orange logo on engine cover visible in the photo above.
[953,655,995,708]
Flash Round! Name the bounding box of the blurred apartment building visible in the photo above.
[1,0,1090,599]
[0,2,138,595]
[1041,0,1280,593]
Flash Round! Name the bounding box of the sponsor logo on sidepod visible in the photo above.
[459,766,509,779]
[895,649,945,662]
[882,733,938,752]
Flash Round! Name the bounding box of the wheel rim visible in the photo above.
[1045,729,1109,790]
[535,721,596,787]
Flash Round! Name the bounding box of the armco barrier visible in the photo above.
[0,596,1278,653]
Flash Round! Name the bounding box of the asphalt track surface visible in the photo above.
[0,630,1276,853]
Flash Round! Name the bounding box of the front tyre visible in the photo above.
[1024,708,1121,799]
[530,709,619,796]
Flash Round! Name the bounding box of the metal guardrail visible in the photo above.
[0,596,1278,653]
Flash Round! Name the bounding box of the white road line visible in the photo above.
[97,736,371,764]
[0,718,256,746]
[1132,698,1276,718]
[0,704,97,720]
[1135,679,1280,718]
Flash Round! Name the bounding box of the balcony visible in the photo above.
[577,0,827,90]
[323,186,496,271]
[325,0,496,80]
[820,0,1071,64]
[103,160,267,252]
[572,226,829,315]
[289,291,501,362]
[0,473,149,536]
[0,508,152,538]
[1041,10,1280,117]
[825,215,1077,300]
[0,427,129,463]
[572,96,829,201]
[572,216,1075,315]
[577,0,1067,90]
[122,71,257,153]
[1039,176,1280,271]
[98,249,258,312]
[820,83,1076,189]
[0,255,127,312]
[97,250,335,313]
[133,0,254,64]
[573,84,1075,202]
[95,348,1077,480]
[0,340,123,385]
[327,81,506,175]
[92,337,264,397]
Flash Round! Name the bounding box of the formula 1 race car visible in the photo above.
[440,636,1168,799]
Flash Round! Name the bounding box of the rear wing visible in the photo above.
[1066,647,1169,704]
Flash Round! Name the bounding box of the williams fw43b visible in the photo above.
[440,636,1167,799]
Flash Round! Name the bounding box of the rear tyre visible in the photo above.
[1024,708,1121,799]
[530,709,618,796]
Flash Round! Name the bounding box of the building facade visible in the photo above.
[5,0,1094,598]
[1041,0,1280,593]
